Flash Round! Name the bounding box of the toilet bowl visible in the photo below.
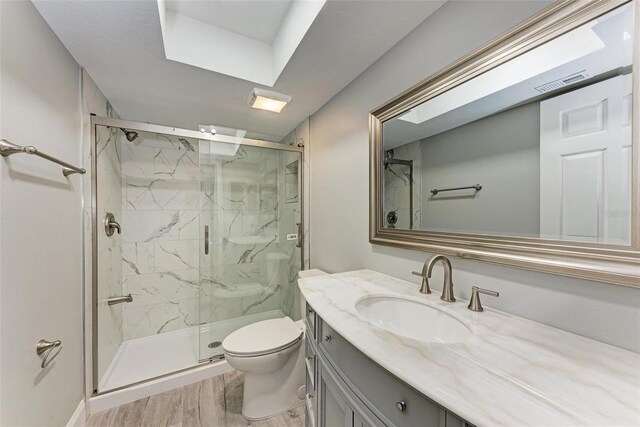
[222,317,306,420]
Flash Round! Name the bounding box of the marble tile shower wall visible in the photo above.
[119,133,201,340]
[199,144,299,325]
[384,140,422,229]
[278,151,303,321]
[280,118,310,272]
[119,134,303,341]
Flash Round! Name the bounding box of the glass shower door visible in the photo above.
[198,140,302,361]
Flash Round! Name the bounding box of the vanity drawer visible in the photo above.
[306,302,317,341]
[319,319,442,427]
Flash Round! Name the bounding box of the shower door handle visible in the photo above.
[204,225,209,255]
[296,222,303,248]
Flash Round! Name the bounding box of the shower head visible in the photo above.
[119,128,139,142]
[384,149,394,169]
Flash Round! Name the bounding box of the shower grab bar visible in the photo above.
[0,139,86,176]
[430,184,482,195]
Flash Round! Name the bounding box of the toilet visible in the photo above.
[222,270,328,420]
[222,316,306,420]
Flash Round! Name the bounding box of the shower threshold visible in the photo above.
[97,309,285,393]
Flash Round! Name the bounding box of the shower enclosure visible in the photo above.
[383,147,418,229]
[91,117,303,393]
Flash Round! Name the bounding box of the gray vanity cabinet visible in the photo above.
[319,367,351,427]
[318,363,378,427]
[305,303,471,427]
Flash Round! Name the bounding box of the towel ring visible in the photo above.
[37,339,62,368]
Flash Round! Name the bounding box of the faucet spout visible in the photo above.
[425,255,455,302]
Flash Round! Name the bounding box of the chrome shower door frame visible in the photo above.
[90,116,304,395]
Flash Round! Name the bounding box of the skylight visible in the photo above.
[157,0,326,86]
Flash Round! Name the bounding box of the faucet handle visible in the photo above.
[411,271,431,294]
[468,286,499,312]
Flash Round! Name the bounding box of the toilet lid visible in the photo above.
[222,317,303,357]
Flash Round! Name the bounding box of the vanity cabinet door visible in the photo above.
[445,411,473,427]
[353,412,367,427]
[318,365,354,427]
[319,320,442,426]
[306,335,318,427]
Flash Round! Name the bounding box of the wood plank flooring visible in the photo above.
[87,371,305,427]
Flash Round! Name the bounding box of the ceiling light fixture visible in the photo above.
[248,88,291,113]
[199,125,216,135]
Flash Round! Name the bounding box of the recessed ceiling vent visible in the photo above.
[535,70,590,93]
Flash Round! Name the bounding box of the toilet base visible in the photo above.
[242,402,305,422]
[241,343,305,420]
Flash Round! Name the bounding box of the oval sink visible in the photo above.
[355,296,472,343]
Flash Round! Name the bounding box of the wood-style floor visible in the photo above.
[87,371,305,427]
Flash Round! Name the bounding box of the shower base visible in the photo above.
[94,309,285,410]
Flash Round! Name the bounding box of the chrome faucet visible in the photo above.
[412,254,455,301]
[426,255,455,302]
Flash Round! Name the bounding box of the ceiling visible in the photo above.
[33,0,445,140]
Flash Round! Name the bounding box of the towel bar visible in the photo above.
[0,139,85,176]
[431,184,482,195]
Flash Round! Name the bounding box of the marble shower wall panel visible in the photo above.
[83,70,123,385]
[277,150,302,321]
[383,140,422,229]
[280,118,310,270]
[119,132,201,340]
[200,145,287,325]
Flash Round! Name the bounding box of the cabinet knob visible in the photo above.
[324,334,332,342]
[396,400,407,412]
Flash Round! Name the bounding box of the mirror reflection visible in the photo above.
[382,3,634,244]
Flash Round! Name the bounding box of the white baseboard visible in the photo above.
[66,400,86,427]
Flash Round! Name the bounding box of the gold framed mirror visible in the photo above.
[370,0,640,287]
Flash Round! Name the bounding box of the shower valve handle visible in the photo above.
[104,213,121,236]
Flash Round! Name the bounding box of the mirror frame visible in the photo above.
[370,0,640,288]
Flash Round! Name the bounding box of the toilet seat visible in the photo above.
[222,317,303,357]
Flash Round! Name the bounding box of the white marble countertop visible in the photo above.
[298,269,640,427]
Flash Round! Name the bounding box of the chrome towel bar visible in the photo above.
[430,184,482,195]
[0,139,86,176]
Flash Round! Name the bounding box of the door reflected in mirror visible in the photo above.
[382,3,634,245]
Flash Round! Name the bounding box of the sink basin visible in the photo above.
[355,296,472,343]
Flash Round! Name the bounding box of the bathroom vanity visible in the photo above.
[300,270,640,427]
[304,305,468,427]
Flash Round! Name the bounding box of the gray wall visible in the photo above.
[308,0,640,353]
[0,1,84,425]
[421,102,540,236]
